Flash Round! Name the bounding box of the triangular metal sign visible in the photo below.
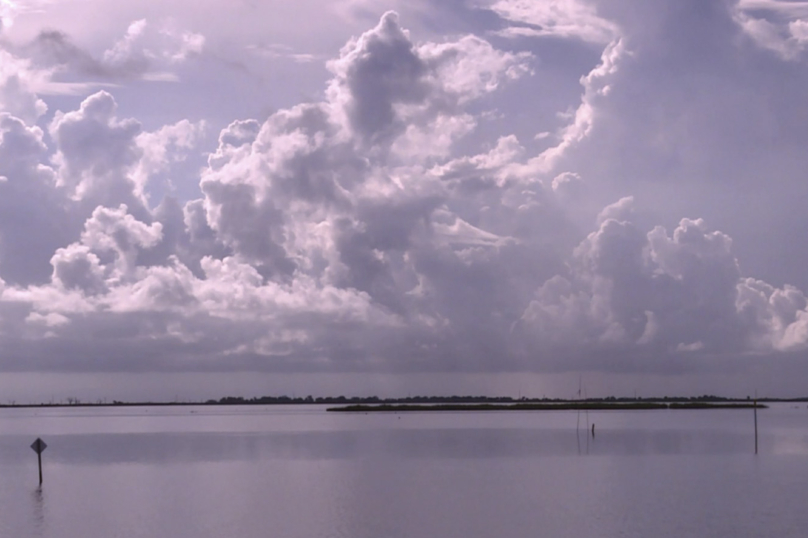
[30,438,47,454]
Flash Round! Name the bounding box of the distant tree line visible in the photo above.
[202,393,803,406]
[2,393,806,409]
[204,394,518,405]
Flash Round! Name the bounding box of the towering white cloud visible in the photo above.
[521,208,808,358]
[49,91,145,211]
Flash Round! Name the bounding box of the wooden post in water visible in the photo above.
[754,398,758,455]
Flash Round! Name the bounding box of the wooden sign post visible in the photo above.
[31,438,47,485]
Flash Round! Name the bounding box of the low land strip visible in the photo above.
[327,402,766,412]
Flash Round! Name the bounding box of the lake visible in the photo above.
[1,403,807,537]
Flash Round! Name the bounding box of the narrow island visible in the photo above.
[327,401,766,412]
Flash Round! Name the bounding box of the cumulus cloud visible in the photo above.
[326,12,532,150]
[596,195,633,224]
[133,118,206,200]
[49,91,147,213]
[24,18,205,81]
[490,0,620,44]
[80,204,163,278]
[46,90,205,213]
[551,171,584,199]
[0,8,807,383]
[732,0,808,59]
[102,19,150,72]
[527,36,625,174]
[0,113,72,285]
[520,211,808,358]
[0,12,539,372]
[50,244,107,296]
[489,0,626,176]
[247,43,319,64]
[0,50,48,122]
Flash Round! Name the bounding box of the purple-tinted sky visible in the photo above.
[1,0,808,402]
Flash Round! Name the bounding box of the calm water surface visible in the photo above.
[2,404,808,537]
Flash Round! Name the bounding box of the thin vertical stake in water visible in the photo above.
[754,398,758,455]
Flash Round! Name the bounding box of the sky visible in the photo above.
[1,0,808,402]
